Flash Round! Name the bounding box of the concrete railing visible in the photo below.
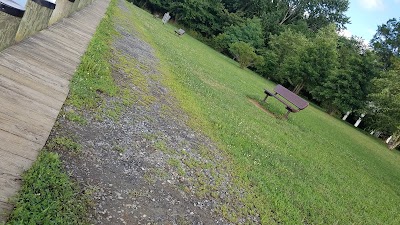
[0,0,95,51]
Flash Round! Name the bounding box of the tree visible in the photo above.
[305,0,350,31]
[371,18,400,69]
[266,28,309,70]
[356,50,382,111]
[369,59,400,149]
[169,0,229,37]
[229,41,264,69]
[265,25,339,97]
[302,25,340,109]
[221,0,350,33]
[213,17,264,52]
[128,0,170,12]
[310,37,380,114]
[224,18,264,49]
[267,28,311,93]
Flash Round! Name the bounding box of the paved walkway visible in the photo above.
[0,0,110,221]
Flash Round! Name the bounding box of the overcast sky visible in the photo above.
[345,0,400,43]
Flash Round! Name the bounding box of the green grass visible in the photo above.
[125,2,400,224]
[47,137,82,155]
[6,151,89,225]
[154,140,174,154]
[67,0,118,111]
[64,110,88,125]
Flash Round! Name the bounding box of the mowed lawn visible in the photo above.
[126,2,400,224]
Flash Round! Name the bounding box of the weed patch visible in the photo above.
[64,110,88,125]
[6,151,89,225]
[47,137,82,155]
[154,140,174,154]
[112,145,125,153]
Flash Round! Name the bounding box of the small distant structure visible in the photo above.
[342,111,351,121]
[354,113,365,127]
[175,28,185,36]
[162,12,171,24]
[386,136,393,144]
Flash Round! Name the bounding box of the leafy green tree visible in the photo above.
[302,25,339,99]
[265,26,340,97]
[285,20,313,37]
[369,60,400,149]
[223,18,264,48]
[267,29,311,92]
[310,37,380,114]
[265,26,382,115]
[213,33,231,52]
[371,18,400,69]
[229,41,264,69]
[356,50,382,110]
[222,0,349,32]
[169,0,228,37]
[305,0,350,31]
[213,17,264,52]
[128,0,170,12]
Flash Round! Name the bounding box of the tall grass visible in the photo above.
[127,2,400,224]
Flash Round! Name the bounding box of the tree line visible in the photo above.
[129,0,400,149]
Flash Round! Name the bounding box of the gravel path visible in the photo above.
[48,1,258,224]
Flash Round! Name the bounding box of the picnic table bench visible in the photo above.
[263,84,309,119]
[175,28,185,36]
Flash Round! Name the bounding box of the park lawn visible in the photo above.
[126,2,400,224]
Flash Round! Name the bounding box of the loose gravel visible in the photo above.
[48,1,259,224]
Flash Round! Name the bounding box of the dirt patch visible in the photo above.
[248,98,277,118]
[47,1,259,224]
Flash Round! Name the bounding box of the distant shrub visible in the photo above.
[229,41,264,69]
[213,33,230,52]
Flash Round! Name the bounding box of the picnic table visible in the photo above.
[263,84,309,119]
[175,28,185,36]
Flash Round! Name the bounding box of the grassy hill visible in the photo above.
[127,2,400,224]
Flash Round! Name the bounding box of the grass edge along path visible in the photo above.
[5,0,118,223]
[6,150,90,225]
[126,2,400,224]
[66,0,119,112]
[127,4,272,222]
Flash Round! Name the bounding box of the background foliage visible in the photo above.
[129,0,400,148]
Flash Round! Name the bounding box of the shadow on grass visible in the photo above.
[247,95,289,120]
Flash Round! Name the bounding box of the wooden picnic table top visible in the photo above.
[271,84,309,110]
